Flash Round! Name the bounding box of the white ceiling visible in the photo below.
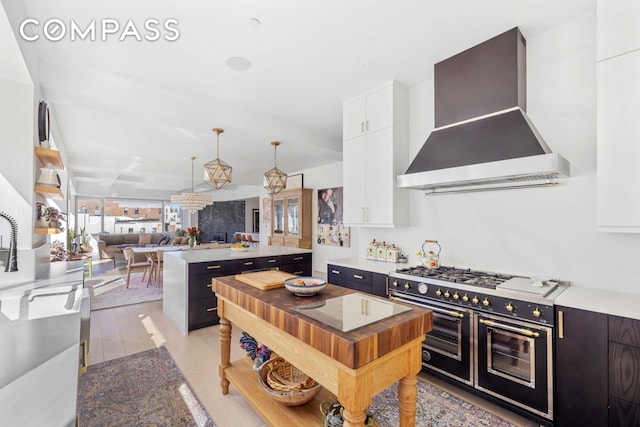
[5,0,594,200]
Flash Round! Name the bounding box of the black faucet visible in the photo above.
[0,211,18,272]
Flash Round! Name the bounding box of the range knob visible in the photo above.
[482,298,491,307]
[392,280,399,287]
[435,289,442,297]
[472,296,479,304]
[444,290,451,298]
[506,302,514,312]
[404,282,411,290]
[532,307,542,318]
[453,292,460,300]
[462,294,469,302]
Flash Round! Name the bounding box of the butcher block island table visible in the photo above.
[212,275,433,427]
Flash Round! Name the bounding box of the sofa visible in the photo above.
[96,232,189,259]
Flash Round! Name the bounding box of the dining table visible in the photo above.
[130,245,185,286]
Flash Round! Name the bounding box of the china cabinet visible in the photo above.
[342,81,408,227]
[269,188,312,249]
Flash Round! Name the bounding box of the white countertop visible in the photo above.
[165,246,311,263]
[555,286,640,321]
[326,257,406,275]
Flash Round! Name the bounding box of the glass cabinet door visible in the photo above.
[287,197,300,235]
[273,199,284,234]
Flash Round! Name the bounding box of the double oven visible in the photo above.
[389,266,567,424]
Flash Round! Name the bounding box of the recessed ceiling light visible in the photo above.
[225,57,252,71]
[249,18,261,27]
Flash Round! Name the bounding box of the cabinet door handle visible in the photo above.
[206,307,218,312]
[293,270,304,275]
[558,310,564,339]
[353,274,364,280]
[331,269,340,274]
[293,256,304,261]
[365,120,369,132]
[243,261,254,266]
[361,121,365,133]
[268,259,277,263]
[207,265,221,270]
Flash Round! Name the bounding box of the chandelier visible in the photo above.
[171,156,213,213]
[263,141,288,195]
[204,128,232,189]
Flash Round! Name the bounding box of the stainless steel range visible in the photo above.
[389,265,568,424]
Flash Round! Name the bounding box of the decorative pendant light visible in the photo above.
[171,156,213,213]
[263,141,288,195]
[204,128,232,189]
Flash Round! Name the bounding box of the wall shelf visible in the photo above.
[34,147,64,169]
[34,185,63,200]
[34,227,63,235]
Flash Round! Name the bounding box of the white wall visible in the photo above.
[353,13,640,295]
[300,162,360,275]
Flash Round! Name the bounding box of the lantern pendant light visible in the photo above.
[204,128,232,189]
[263,141,288,195]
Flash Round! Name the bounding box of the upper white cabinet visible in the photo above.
[597,0,640,232]
[597,0,640,61]
[342,81,408,228]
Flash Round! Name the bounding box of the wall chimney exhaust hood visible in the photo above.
[397,27,569,194]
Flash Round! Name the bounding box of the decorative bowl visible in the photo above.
[257,357,321,406]
[284,277,326,296]
[230,246,249,252]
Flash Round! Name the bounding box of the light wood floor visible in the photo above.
[88,300,538,427]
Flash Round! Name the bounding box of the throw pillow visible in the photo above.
[138,234,152,245]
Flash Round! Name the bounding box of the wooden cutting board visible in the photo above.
[235,270,298,290]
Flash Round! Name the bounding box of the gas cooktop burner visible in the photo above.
[395,266,513,289]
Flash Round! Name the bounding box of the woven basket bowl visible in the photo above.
[257,357,321,406]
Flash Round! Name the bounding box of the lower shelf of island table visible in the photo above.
[226,357,340,426]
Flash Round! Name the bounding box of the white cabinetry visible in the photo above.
[597,0,640,232]
[342,81,408,227]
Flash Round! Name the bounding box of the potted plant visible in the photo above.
[79,226,92,253]
[50,240,68,262]
[36,203,66,231]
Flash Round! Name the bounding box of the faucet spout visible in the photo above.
[0,211,18,272]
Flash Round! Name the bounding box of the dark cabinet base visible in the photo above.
[327,264,388,298]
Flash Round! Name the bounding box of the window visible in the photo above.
[124,208,129,214]
[79,206,87,214]
[135,208,139,215]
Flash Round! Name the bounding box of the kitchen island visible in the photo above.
[163,246,312,335]
[212,275,432,426]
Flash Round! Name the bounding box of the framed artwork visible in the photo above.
[285,173,303,190]
[317,187,350,247]
[261,197,271,231]
[252,209,260,233]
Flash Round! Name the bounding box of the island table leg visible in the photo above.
[398,374,418,427]
[219,316,232,395]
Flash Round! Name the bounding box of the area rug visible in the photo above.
[85,269,163,310]
[78,346,216,427]
[369,379,518,427]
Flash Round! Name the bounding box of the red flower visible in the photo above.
[186,227,201,238]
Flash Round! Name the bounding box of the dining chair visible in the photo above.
[247,235,259,246]
[123,247,153,288]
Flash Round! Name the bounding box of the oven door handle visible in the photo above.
[479,318,540,338]
[390,296,464,318]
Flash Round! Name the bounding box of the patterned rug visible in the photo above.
[78,347,216,427]
[369,379,519,427]
[85,268,163,310]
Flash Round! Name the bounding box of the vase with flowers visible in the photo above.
[186,226,201,248]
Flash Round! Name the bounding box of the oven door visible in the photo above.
[475,312,553,420]
[390,292,472,385]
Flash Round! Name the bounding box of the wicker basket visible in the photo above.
[258,357,321,406]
